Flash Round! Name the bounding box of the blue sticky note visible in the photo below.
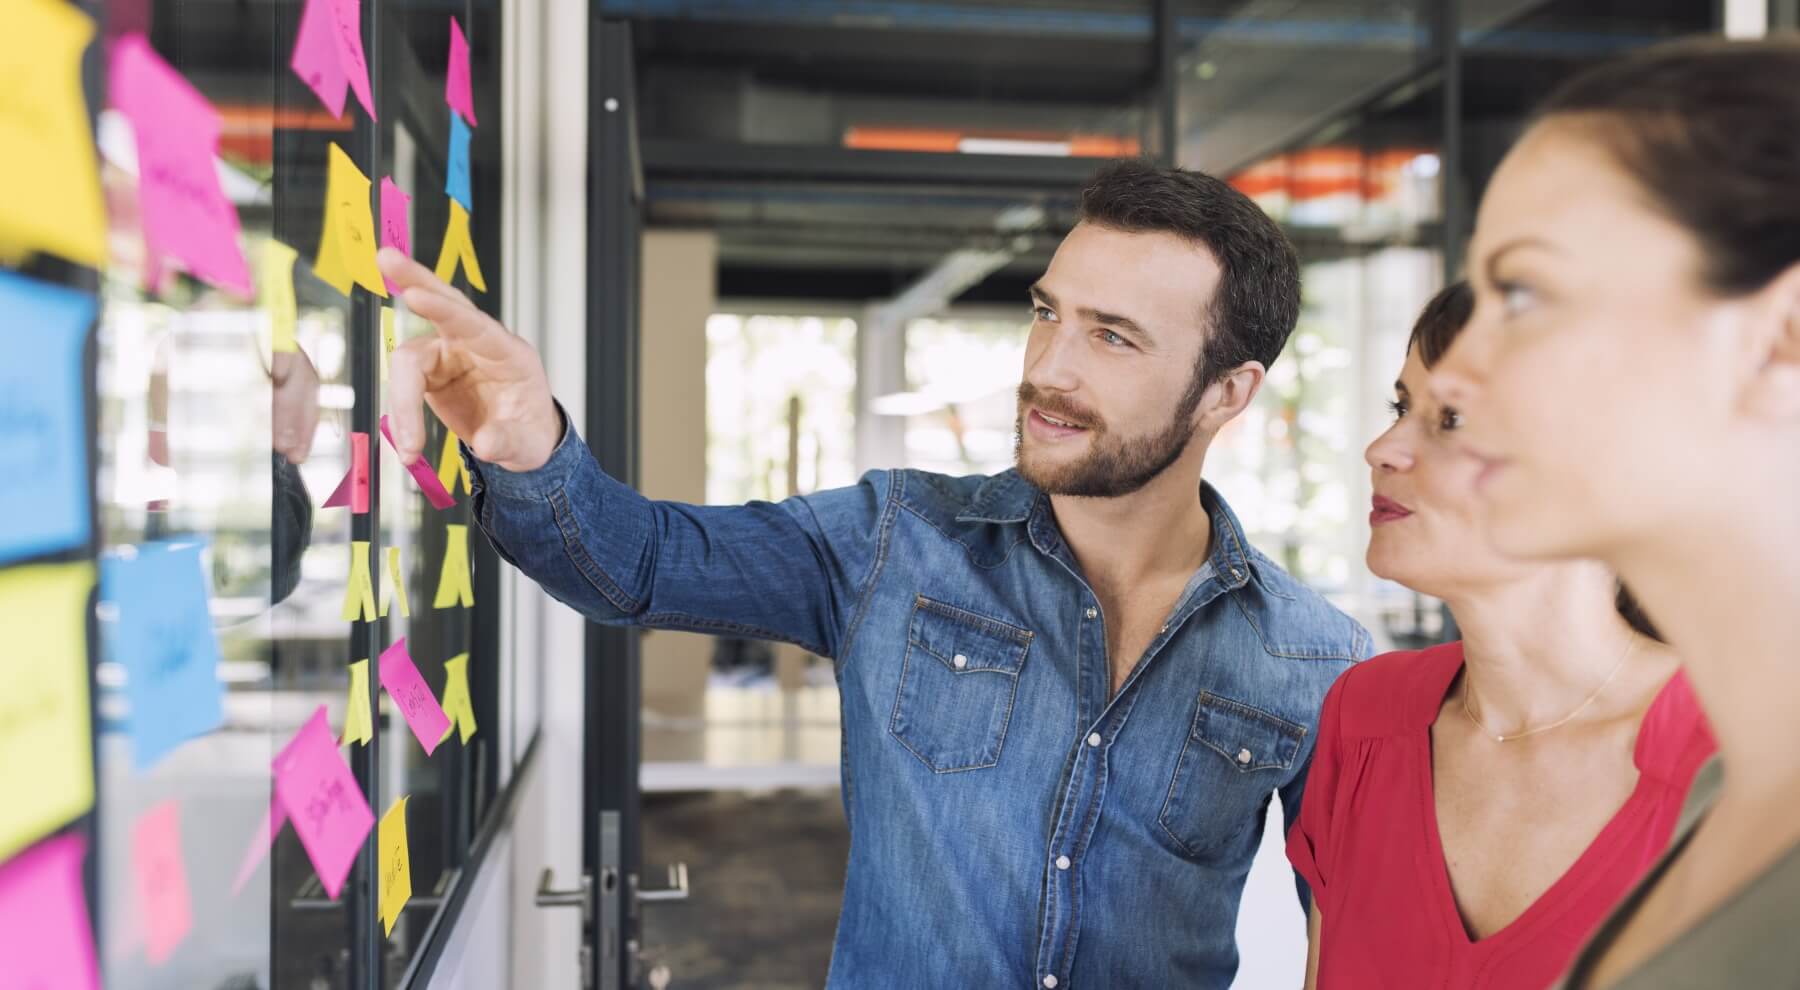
[446,114,472,212]
[0,271,93,565]
[101,541,226,769]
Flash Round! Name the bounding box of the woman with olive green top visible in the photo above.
[1430,35,1800,989]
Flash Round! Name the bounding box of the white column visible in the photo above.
[855,303,909,474]
[1725,0,1769,37]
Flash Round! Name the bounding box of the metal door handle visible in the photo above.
[636,862,689,903]
[535,867,593,925]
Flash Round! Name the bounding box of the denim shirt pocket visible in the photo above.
[1158,691,1306,859]
[888,595,1033,773]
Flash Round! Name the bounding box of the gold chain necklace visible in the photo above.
[1461,636,1638,743]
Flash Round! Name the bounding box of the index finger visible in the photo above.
[378,248,473,316]
[386,335,443,465]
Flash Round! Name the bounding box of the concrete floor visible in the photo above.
[641,790,850,990]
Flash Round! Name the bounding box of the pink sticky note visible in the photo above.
[322,432,371,512]
[109,35,253,297]
[0,835,101,990]
[131,800,193,965]
[379,178,412,296]
[378,638,451,755]
[231,799,288,896]
[446,16,478,126]
[290,0,377,120]
[272,706,375,900]
[379,415,457,509]
[290,0,347,117]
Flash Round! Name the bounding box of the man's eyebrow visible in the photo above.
[1030,283,1154,344]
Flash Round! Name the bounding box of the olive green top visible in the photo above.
[1556,757,1800,988]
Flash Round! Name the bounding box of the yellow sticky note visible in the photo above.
[341,659,372,746]
[378,796,411,937]
[437,430,471,496]
[340,540,378,622]
[0,562,96,862]
[380,546,410,618]
[0,1,106,267]
[315,143,389,299]
[263,240,300,353]
[432,200,487,293]
[433,524,474,609]
[437,652,477,745]
[379,307,396,382]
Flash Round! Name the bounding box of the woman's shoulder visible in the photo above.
[1634,668,1718,782]
[1326,640,1466,740]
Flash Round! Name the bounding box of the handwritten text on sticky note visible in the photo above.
[0,272,93,565]
[0,562,95,862]
[290,0,376,120]
[378,638,451,755]
[379,795,411,937]
[100,541,226,770]
[272,705,374,899]
[109,33,253,296]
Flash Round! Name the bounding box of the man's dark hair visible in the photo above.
[1077,159,1302,390]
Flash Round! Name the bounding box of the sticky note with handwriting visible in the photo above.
[100,541,225,770]
[378,795,411,937]
[378,637,451,756]
[271,705,374,899]
[290,0,376,120]
[0,562,95,862]
[109,33,252,296]
[0,0,107,267]
[0,271,93,565]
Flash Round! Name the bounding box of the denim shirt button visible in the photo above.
[1055,855,1071,871]
[1237,748,1252,765]
[1043,977,1059,989]
[952,653,968,669]
[1084,607,1097,620]
[1086,732,1101,748]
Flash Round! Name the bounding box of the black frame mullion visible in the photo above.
[350,0,385,984]
[586,16,644,990]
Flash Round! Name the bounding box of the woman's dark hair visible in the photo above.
[1534,35,1800,297]
[1407,281,1475,367]
[1405,283,1668,643]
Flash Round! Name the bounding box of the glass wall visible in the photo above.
[1,1,522,987]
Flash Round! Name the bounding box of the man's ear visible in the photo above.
[1740,264,1800,422]
[1197,361,1266,433]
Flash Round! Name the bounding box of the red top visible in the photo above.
[1286,642,1715,990]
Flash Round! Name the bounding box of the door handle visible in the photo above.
[535,867,593,926]
[636,862,689,903]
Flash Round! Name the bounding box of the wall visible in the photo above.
[637,230,719,737]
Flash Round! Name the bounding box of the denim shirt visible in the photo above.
[467,425,1371,989]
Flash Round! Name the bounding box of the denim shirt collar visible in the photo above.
[953,470,1259,595]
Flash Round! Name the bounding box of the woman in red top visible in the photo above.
[1287,283,1715,990]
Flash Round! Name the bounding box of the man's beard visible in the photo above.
[1013,380,1204,498]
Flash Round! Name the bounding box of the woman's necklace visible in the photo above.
[1461,636,1638,743]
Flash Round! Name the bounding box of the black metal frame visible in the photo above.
[587,16,646,990]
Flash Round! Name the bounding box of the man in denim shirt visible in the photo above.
[379,160,1370,988]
